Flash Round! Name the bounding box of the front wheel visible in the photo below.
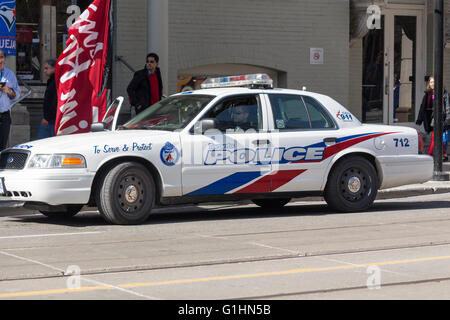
[96,162,155,225]
[324,156,379,212]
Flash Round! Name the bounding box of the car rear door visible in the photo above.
[264,93,338,192]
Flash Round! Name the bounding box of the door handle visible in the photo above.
[252,139,271,146]
[323,137,338,145]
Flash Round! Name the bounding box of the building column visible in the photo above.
[148,0,169,95]
[40,0,57,80]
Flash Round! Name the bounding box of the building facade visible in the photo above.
[114,0,450,128]
[9,0,450,145]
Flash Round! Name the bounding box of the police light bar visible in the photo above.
[200,73,273,89]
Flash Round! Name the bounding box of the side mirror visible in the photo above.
[194,119,216,134]
[90,122,107,132]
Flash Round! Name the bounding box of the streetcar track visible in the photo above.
[2,239,450,283]
[239,276,450,300]
[209,217,450,238]
[1,216,450,252]
[3,254,450,299]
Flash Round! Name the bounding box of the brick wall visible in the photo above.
[349,39,363,120]
[113,0,147,114]
[168,0,350,106]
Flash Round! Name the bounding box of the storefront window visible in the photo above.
[16,0,40,81]
[16,0,90,82]
[56,0,91,55]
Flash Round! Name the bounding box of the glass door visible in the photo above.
[362,9,424,125]
[385,13,421,125]
[362,16,384,123]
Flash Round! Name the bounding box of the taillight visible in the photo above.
[417,130,424,154]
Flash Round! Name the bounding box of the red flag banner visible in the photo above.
[55,0,111,135]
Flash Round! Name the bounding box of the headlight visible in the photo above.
[28,154,86,169]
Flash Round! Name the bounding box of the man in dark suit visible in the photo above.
[127,53,163,115]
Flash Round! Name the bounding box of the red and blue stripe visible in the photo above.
[187,132,396,195]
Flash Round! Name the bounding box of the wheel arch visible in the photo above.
[324,151,382,190]
[88,156,164,207]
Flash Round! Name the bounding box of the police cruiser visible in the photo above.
[0,74,433,224]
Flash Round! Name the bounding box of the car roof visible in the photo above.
[175,87,360,128]
[175,87,330,100]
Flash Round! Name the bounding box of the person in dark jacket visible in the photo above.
[416,76,434,135]
[416,76,449,159]
[38,59,57,139]
[127,53,163,115]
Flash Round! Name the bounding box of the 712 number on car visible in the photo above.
[393,138,410,148]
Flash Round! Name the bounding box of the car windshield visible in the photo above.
[121,94,215,131]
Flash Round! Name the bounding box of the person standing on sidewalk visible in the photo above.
[38,59,57,139]
[0,49,21,152]
[416,76,435,136]
[417,76,449,159]
[443,88,450,161]
[127,53,163,115]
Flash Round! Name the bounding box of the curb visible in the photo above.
[377,181,450,200]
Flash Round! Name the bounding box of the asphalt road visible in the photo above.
[1,193,450,304]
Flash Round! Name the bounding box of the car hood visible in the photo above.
[7,130,174,154]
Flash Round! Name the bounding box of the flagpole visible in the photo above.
[98,0,114,102]
[433,0,449,180]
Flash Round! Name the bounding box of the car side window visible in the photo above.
[202,95,262,132]
[302,96,335,129]
[269,94,311,130]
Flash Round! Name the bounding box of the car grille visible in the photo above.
[0,151,30,170]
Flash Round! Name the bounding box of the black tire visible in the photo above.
[252,198,291,208]
[40,204,83,218]
[324,156,379,212]
[96,161,155,225]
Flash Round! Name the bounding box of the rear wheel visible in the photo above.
[324,156,378,212]
[96,162,155,225]
[40,204,83,219]
[252,198,291,209]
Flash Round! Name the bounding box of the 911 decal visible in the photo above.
[393,138,410,147]
[336,110,354,122]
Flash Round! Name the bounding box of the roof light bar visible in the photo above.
[200,73,273,89]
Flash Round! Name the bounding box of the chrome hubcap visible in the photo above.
[125,185,138,203]
[347,176,361,193]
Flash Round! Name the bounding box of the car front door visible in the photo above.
[181,94,273,196]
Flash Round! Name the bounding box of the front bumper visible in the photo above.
[0,168,95,205]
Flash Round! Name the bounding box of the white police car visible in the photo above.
[0,74,433,224]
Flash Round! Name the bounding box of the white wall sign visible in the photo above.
[310,48,324,65]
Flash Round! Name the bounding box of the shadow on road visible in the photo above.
[4,197,450,228]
